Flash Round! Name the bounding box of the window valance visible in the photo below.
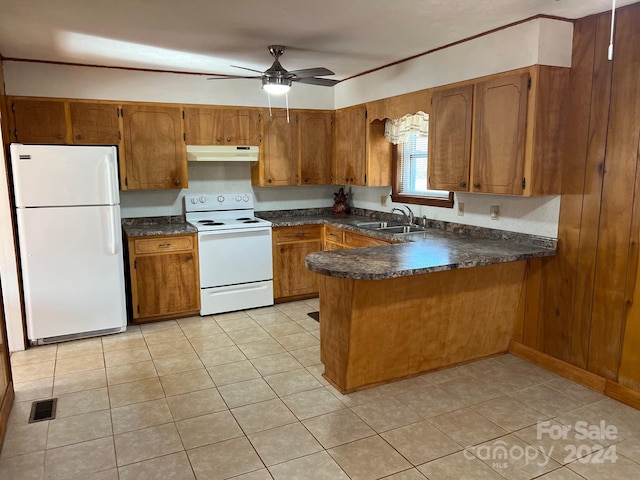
[384,111,429,145]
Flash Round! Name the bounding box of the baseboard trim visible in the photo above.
[605,380,640,410]
[509,341,640,410]
[509,341,606,391]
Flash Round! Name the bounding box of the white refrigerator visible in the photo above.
[11,143,127,344]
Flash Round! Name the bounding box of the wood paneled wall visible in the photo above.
[516,3,640,396]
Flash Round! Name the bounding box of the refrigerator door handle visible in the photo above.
[105,155,117,205]
[107,207,118,255]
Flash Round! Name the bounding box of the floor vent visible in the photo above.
[29,398,57,423]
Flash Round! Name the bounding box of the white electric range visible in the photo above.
[185,193,273,316]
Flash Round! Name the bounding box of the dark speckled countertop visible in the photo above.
[260,212,556,281]
[122,216,197,237]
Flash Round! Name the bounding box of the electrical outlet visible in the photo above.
[457,202,464,216]
[490,205,500,220]
[380,195,387,207]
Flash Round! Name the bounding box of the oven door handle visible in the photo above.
[198,228,272,241]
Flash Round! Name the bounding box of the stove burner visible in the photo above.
[236,217,252,221]
[243,220,260,223]
[199,220,224,226]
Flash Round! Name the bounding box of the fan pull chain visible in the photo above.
[267,92,273,119]
[608,0,616,60]
[285,92,290,123]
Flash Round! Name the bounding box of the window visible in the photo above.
[391,131,454,207]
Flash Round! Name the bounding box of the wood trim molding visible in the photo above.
[605,381,640,410]
[509,340,606,392]
[0,381,14,453]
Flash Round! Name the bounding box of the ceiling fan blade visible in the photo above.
[207,75,261,80]
[289,67,335,78]
[230,65,265,74]
[294,77,340,87]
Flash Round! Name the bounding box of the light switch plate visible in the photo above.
[458,202,464,216]
[380,195,388,206]
[490,205,500,220]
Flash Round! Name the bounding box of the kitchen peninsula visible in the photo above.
[294,214,556,393]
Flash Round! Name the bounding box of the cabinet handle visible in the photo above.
[185,254,192,261]
[56,134,64,139]
[304,178,309,183]
[280,247,284,253]
[350,177,354,182]
[267,178,272,183]
[159,243,171,248]
[226,137,232,142]
[75,134,84,140]
[459,181,467,188]
[175,179,181,186]
[345,177,349,182]
[216,137,222,142]
[473,182,481,189]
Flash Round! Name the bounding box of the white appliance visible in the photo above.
[184,193,273,315]
[10,143,127,344]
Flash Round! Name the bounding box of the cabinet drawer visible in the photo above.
[133,235,194,254]
[273,225,322,243]
[324,225,344,244]
[343,231,391,248]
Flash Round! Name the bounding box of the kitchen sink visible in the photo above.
[356,221,403,229]
[378,225,425,234]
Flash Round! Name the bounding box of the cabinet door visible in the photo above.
[12,99,67,144]
[122,105,186,190]
[428,85,473,191]
[261,110,297,186]
[69,102,120,145]
[134,252,199,319]
[334,106,366,185]
[273,240,322,299]
[183,107,224,144]
[223,109,261,145]
[299,110,333,185]
[472,73,529,195]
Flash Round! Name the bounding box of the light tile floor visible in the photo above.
[2,299,640,479]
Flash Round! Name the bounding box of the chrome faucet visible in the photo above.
[391,205,415,225]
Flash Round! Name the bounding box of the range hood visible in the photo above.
[186,145,259,162]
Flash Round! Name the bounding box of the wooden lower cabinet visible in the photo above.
[273,226,323,301]
[126,234,200,323]
[323,225,392,250]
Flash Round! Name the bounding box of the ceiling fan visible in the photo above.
[208,45,339,95]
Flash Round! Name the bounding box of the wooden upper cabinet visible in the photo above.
[254,109,297,186]
[69,102,120,145]
[299,110,333,185]
[11,99,67,144]
[184,107,262,146]
[121,105,186,190]
[472,72,529,195]
[334,105,366,185]
[428,85,473,192]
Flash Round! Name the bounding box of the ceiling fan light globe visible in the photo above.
[262,76,292,95]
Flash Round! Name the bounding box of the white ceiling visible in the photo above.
[0,0,634,82]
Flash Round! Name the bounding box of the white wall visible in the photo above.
[121,162,335,217]
[334,18,573,107]
[351,186,560,238]
[0,114,25,352]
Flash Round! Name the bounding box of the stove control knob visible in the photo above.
[190,198,198,204]
[243,194,250,202]
[217,195,225,203]
[235,195,242,202]
[199,196,206,204]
